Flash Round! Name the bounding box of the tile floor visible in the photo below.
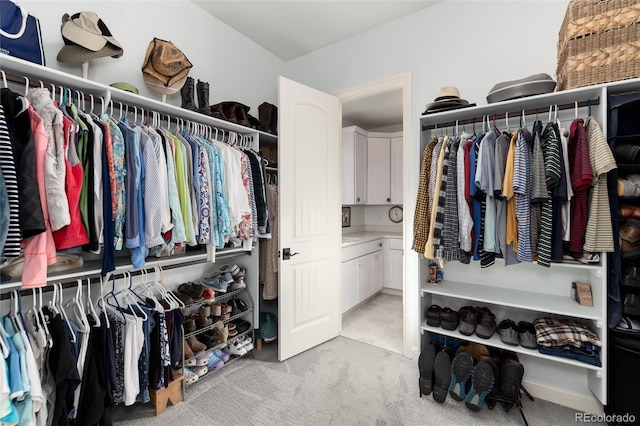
[340,292,403,354]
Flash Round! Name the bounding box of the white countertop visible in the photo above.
[341,231,402,247]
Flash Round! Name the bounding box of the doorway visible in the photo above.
[333,72,412,357]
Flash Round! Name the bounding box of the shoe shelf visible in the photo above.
[421,280,603,322]
[184,308,253,339]
[182,327,254,369]
[184,347,254,387]
[421,322,602,371]
[182,287,249,311]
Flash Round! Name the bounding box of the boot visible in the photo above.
[180,76,197,112]
[259,102,278,135]
[196,79,212,116]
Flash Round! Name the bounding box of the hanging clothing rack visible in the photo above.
[421,99,600,131]
[0,69,258,147]
[0,246,253,299]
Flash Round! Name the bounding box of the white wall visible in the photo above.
[16,0,283,114]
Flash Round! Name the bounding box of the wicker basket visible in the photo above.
[557,0,640,90]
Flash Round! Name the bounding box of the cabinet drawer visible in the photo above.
[342,239,383,262]
[388,237,403,250]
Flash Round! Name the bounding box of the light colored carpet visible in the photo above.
[341,292,403,354]
[111,336,600,426]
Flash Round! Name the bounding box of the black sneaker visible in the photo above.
[432,349,452,403]
[426,305,442,327]
[448,352,474,401]
[418,341,437,397]
[500,357,525,406]
[458,306,478,336]
[475,307,497,339]
[465,357,498,411]
[440,308,459,331]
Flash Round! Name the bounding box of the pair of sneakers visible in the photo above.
[225,336,254,356]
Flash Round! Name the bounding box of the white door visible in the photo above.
[278,77,342,361]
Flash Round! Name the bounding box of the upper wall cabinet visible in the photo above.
[366,131,403,205]
[342,126,368,205]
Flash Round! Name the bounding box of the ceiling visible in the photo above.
[342,90,403,130]
[192,1,441,61]
[192,1,436,129]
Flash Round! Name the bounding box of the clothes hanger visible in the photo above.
[56,282,77,343]
[505,112,510,133]
[0,319,9,359]
[97,275,110,329]
[156,266,183,310]
[1,70,7,88]
[29,288,47,345]
[122,271,148,320]
[37,287,53,348]
[85,278,100,327]
[70,279,90,332]
[104,274,127,325]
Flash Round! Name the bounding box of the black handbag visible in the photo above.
[0,1,45,66]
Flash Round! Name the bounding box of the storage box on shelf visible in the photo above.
[418,82,615,412]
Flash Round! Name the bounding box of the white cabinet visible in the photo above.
[342,258,359,313]
[384,237,403,290]
[366,136,392,204]
[342,126,368,205]
[342,239,384,313]
[390,135,403,204]
[366,132,403,205]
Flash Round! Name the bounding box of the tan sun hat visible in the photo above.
[141,38,192,93]
[57,12,123,63]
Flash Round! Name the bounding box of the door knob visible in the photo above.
[283,248,299,260]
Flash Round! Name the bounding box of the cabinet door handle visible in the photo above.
[357,197,361,202]
[386,197,391,202]
[378,242,383,248]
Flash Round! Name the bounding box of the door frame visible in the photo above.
[332,72,415,359]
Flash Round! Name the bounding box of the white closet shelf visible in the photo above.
[421,280,603,321]
[0,246,252,291]
[421,322,602,371]
[0,53,277,143]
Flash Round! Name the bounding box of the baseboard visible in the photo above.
[522,378,604,415]
[381,288,402,296]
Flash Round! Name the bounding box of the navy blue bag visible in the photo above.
[0,1,45,66]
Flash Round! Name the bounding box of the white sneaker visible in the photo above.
[241,336,254,351]
[226,339,247,356]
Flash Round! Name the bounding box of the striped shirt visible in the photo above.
[514,128,534,262]
[0,105,20,258]
[568,119,592,256]
[584,117,616,252]
[457,134,473,253]
[538,122,561,267]
[442,138,459,262]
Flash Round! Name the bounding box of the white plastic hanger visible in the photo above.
[0,321,10,359]
[29,288,47,346]
[56,282,77,344]
[97,275,110,329]
[85,278,100,327]
[37,287,53,348]
[1,70,7,88]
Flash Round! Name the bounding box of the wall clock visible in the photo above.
[389,205,403,223]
